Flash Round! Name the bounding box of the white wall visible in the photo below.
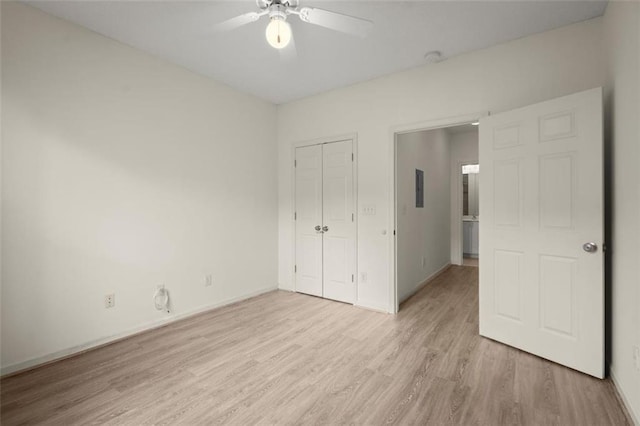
[603,2,640,422]
[1,2,278,374]
[396,129,450,303]
[277,17,606,312]
[449,129,479,265]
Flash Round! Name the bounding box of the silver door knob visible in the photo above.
[322,225,329,232]
[583,242,598,253]
[314,225,322,232]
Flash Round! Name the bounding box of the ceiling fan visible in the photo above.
[214,0,374,49]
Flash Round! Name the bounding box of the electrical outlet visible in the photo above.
[360,272,368,283]
[205,274,213,287]
[633,345,640,371]
[104,294,115,309]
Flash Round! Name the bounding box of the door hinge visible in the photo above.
[294,212,297,220]
[393,230,396,235]
[294,160,297,167]
[295,265,297,273]
[352,213,354,222]
[352,274,354,282]
[351,153,354,161]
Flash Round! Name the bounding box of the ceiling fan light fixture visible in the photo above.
[265,16,292,49]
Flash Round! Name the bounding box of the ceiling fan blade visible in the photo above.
[298,7,373,38]
[213,12,264,32]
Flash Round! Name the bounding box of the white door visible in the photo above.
[294,140,356,303]
[322,140,355,303]
[295,144,323,297]
[479,87,604,378]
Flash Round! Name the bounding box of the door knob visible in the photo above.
[583,242,598,253]
[314,225,322,232]
[322,225,329,232]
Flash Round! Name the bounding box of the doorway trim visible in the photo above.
[291,133,358,301]
[389,112,488,314]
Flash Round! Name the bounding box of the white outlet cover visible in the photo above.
[104,294,115,308]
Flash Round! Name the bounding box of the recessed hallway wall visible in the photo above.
[396,128,450,303]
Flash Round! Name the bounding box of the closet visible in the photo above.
[294,139,356,304]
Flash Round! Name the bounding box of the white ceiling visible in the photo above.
[28,1,607,104]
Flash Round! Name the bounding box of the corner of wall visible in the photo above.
[602,1,640,423]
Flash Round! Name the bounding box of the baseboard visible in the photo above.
[278,283,294,292]
[610,366,640,425]
[1,285,278,377]
[399,263,451,304]
[354,300,390,313]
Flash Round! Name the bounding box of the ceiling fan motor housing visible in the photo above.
[257,0,299,11]
[269,6,288,21]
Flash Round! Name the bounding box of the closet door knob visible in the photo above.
[322,226,329,232]
[314,225,322,232]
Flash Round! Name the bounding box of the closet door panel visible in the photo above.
[322,140,355,303]
[294,145,323,297]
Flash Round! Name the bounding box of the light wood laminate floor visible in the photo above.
[462,257,479,267]
[1,266,631,425]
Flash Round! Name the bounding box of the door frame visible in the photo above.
[389,113,488,314]
[291,133,358,302]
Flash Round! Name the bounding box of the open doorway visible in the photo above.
[394,121,479,309]
[448,125,479,266]
[461,163,479,267]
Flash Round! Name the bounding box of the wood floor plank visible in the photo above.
[0,266,631,425]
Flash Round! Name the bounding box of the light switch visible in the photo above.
[363,205,376,215]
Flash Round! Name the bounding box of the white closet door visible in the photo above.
[322,140,355,303]
[295,145,323,297]
[479,88,604,377]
